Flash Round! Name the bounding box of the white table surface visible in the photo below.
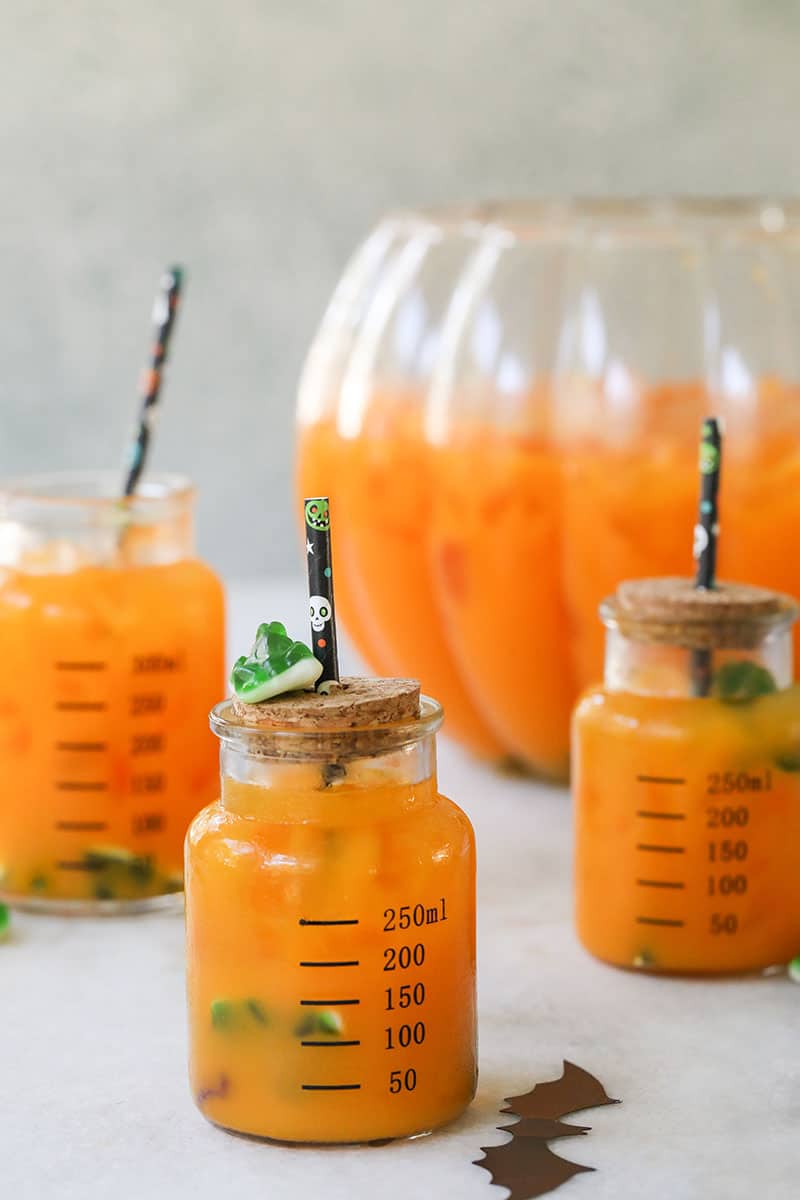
[4,578,798,1200]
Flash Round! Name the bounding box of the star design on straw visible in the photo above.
[306,540,314,556]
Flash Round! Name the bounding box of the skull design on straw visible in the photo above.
[309,595,332,633]
[305,499,330,532]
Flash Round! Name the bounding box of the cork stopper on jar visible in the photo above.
[231,676,421,729]
[222,676,426,762]
[602,577,799,649]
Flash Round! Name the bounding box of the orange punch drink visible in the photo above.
[0,472,225,910]
[186,674,476,1143]
[296,406,504,761]
[573,578,800,974]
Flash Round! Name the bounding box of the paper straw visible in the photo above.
[690,417,722,696]
[304,496,340,687]
[122,266,184,497]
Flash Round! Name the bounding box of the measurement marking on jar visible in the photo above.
[383,900,447,930]
[637,811,687,821]
[56,781,108,792]
[299,960,360,968]
[707,770,771,795]
[636,879,685,889]
[636,844,686,854]
[636,775,687,786]
[299,918,359,926]
[132,812,165,833]
[55,661,108,672]
[300,1040,361,1048]
[301,1084,361,1091]
[56,741,108,753]
[132,653,181,673]
[55,701,108,712]
[300,998,360,1006]
[130,693,165,715]
[636,916,686,927]
[55,820,108,832]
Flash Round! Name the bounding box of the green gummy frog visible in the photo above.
[231,621,322,703]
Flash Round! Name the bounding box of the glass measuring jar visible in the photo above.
[573,577,800,974]
[0,471,225,912]
[186,679,477,1143]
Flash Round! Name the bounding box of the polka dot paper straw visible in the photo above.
[122,266,184,497]
[691,416,723,696]
[304,497,340,686]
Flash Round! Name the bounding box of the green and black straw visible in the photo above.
[690,417,723,696]
[122,266,184,496]
[304,497,340,688]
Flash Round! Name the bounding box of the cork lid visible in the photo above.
[230,676,420,729]
[214,677,431,762]
[602,577,798,649]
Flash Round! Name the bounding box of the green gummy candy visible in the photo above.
[789,956,800,983]
[211,1000,235,1030]
[712,661,778,704]
[128,856,154,884]
[774,750,800,773]
[246,999,268,1025]
[294,1013,316,1038]
[0,903,9,941]
[316,1010,343,1035]
[231,620,322,703]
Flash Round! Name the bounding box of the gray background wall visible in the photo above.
[1,0,799,577]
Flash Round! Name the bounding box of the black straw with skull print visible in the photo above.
[691,417,722,696]
[305,496,340,687]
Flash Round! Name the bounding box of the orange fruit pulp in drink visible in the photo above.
[296,410,504,761]
[297,378,800,777]
[562,386,800,702]
[0,557,224,903]
[573,685,800,973]
[186,763,476,1142]
[430,420,573,779]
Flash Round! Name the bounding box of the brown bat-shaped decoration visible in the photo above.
[502,1060,620,1120]
[474,1061,620,1199]
[475,1137,594,1200]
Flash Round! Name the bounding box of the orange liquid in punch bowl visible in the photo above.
[573,577,800,974]
[186,613,477,1143]
[0,472,224,910]
[296,394,504,761]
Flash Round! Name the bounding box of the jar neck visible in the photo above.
[219,734,438,821]
[0,471,196,569]
[603,625,794,696]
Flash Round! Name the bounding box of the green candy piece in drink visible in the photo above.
[231,620,322,703]
[316,1010,343,1035]
[211,1000,235,1030]
[245,999,268,1025]
[0,903,9,941]
[712,661,778,704]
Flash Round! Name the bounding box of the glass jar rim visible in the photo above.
[209,694,444,761]
[0,470,195,526]
[600,578,799,650]
[381,197,800,243]
[0,469,194,506]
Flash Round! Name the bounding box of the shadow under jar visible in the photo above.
[186,685,476,1143]
[573,577,800,975]
[0,471,225,912]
